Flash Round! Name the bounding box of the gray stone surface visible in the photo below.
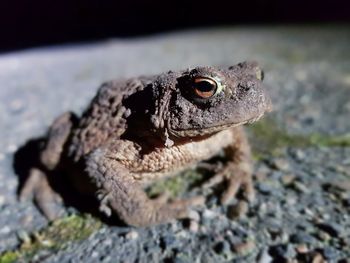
[0,26,349,262]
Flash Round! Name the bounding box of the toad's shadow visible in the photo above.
[13,137,125,226]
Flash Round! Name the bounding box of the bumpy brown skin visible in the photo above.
[20,61,272,227]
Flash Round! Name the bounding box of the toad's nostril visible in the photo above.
[239,83,251,92]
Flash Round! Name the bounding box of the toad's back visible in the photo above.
[68,77,154,161]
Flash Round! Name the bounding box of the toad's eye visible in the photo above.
[193,78,218,98]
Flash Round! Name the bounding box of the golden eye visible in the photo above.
[193,77,218,98]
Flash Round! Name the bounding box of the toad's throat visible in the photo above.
[170,122,245,137]
[168,113,264,138]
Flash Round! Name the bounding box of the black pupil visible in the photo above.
[195,81,215,92]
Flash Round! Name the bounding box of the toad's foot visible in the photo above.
[19,168,63,220]
[97,186,205,227]
[202,162,255,205]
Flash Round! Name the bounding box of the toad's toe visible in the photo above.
[20,168,64,220]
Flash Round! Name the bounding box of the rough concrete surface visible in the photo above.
[0,26,350,262]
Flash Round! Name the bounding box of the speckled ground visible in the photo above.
[0,26,350,263]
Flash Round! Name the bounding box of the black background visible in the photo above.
[1,0,349,52]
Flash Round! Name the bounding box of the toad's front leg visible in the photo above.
[203,127,255,204]
[86,141,204,227]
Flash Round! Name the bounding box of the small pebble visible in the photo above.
[91,251,99,258]
[188,210,200,221]
[199,225,207,233]
[339,191,349,202]
[125,230,139,240]
[258,203,267,214]
[295,69,308,81]
[290,233,314,244]
[202,209,216,219]
[214,240,231,255]
[295,244,308,254]
[316,231,331,242]
[175,230,188,239]
[321,247,338,260]
[6,144,17,153]
[292,181,310,193]
[286,195,297,205]
[290,149,305,162]
[281,174,296,185]
[101,255,112,262]
[257,183,274,194]
[0,195,5,206]
[0,226,11,235]
[257,249,272,263]
[17,230,31,244]
[311,252,326,263]
[269,244,296,259]
[98,227,107,234]
[188,220,199,233]
[312,170,324,179]
[255,166,270,181]
[233,240,255,255]
[173,252,191,263]
[161,235,176,248]
[227,201,248,219]
[268,229,282,241]
[9,99,25,113]
[316,223,341,238]
[328,180,350,192]
[303,207,314,217]
[20,214,34,226]
[103,238,113,247]
[339,236,349,248]
[269,158,290,171]
[330,164,348,175]
[318,213,331,221]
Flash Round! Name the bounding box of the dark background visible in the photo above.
[1,0,349,52]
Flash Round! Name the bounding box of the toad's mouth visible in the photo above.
[168,113,265,138]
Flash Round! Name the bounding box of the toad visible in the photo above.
[20,61,272,227]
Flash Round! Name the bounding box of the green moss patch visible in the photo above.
[0,252,18,263]
[146,169,206,198]
[0,214,101,263]
[247,118,350,159]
